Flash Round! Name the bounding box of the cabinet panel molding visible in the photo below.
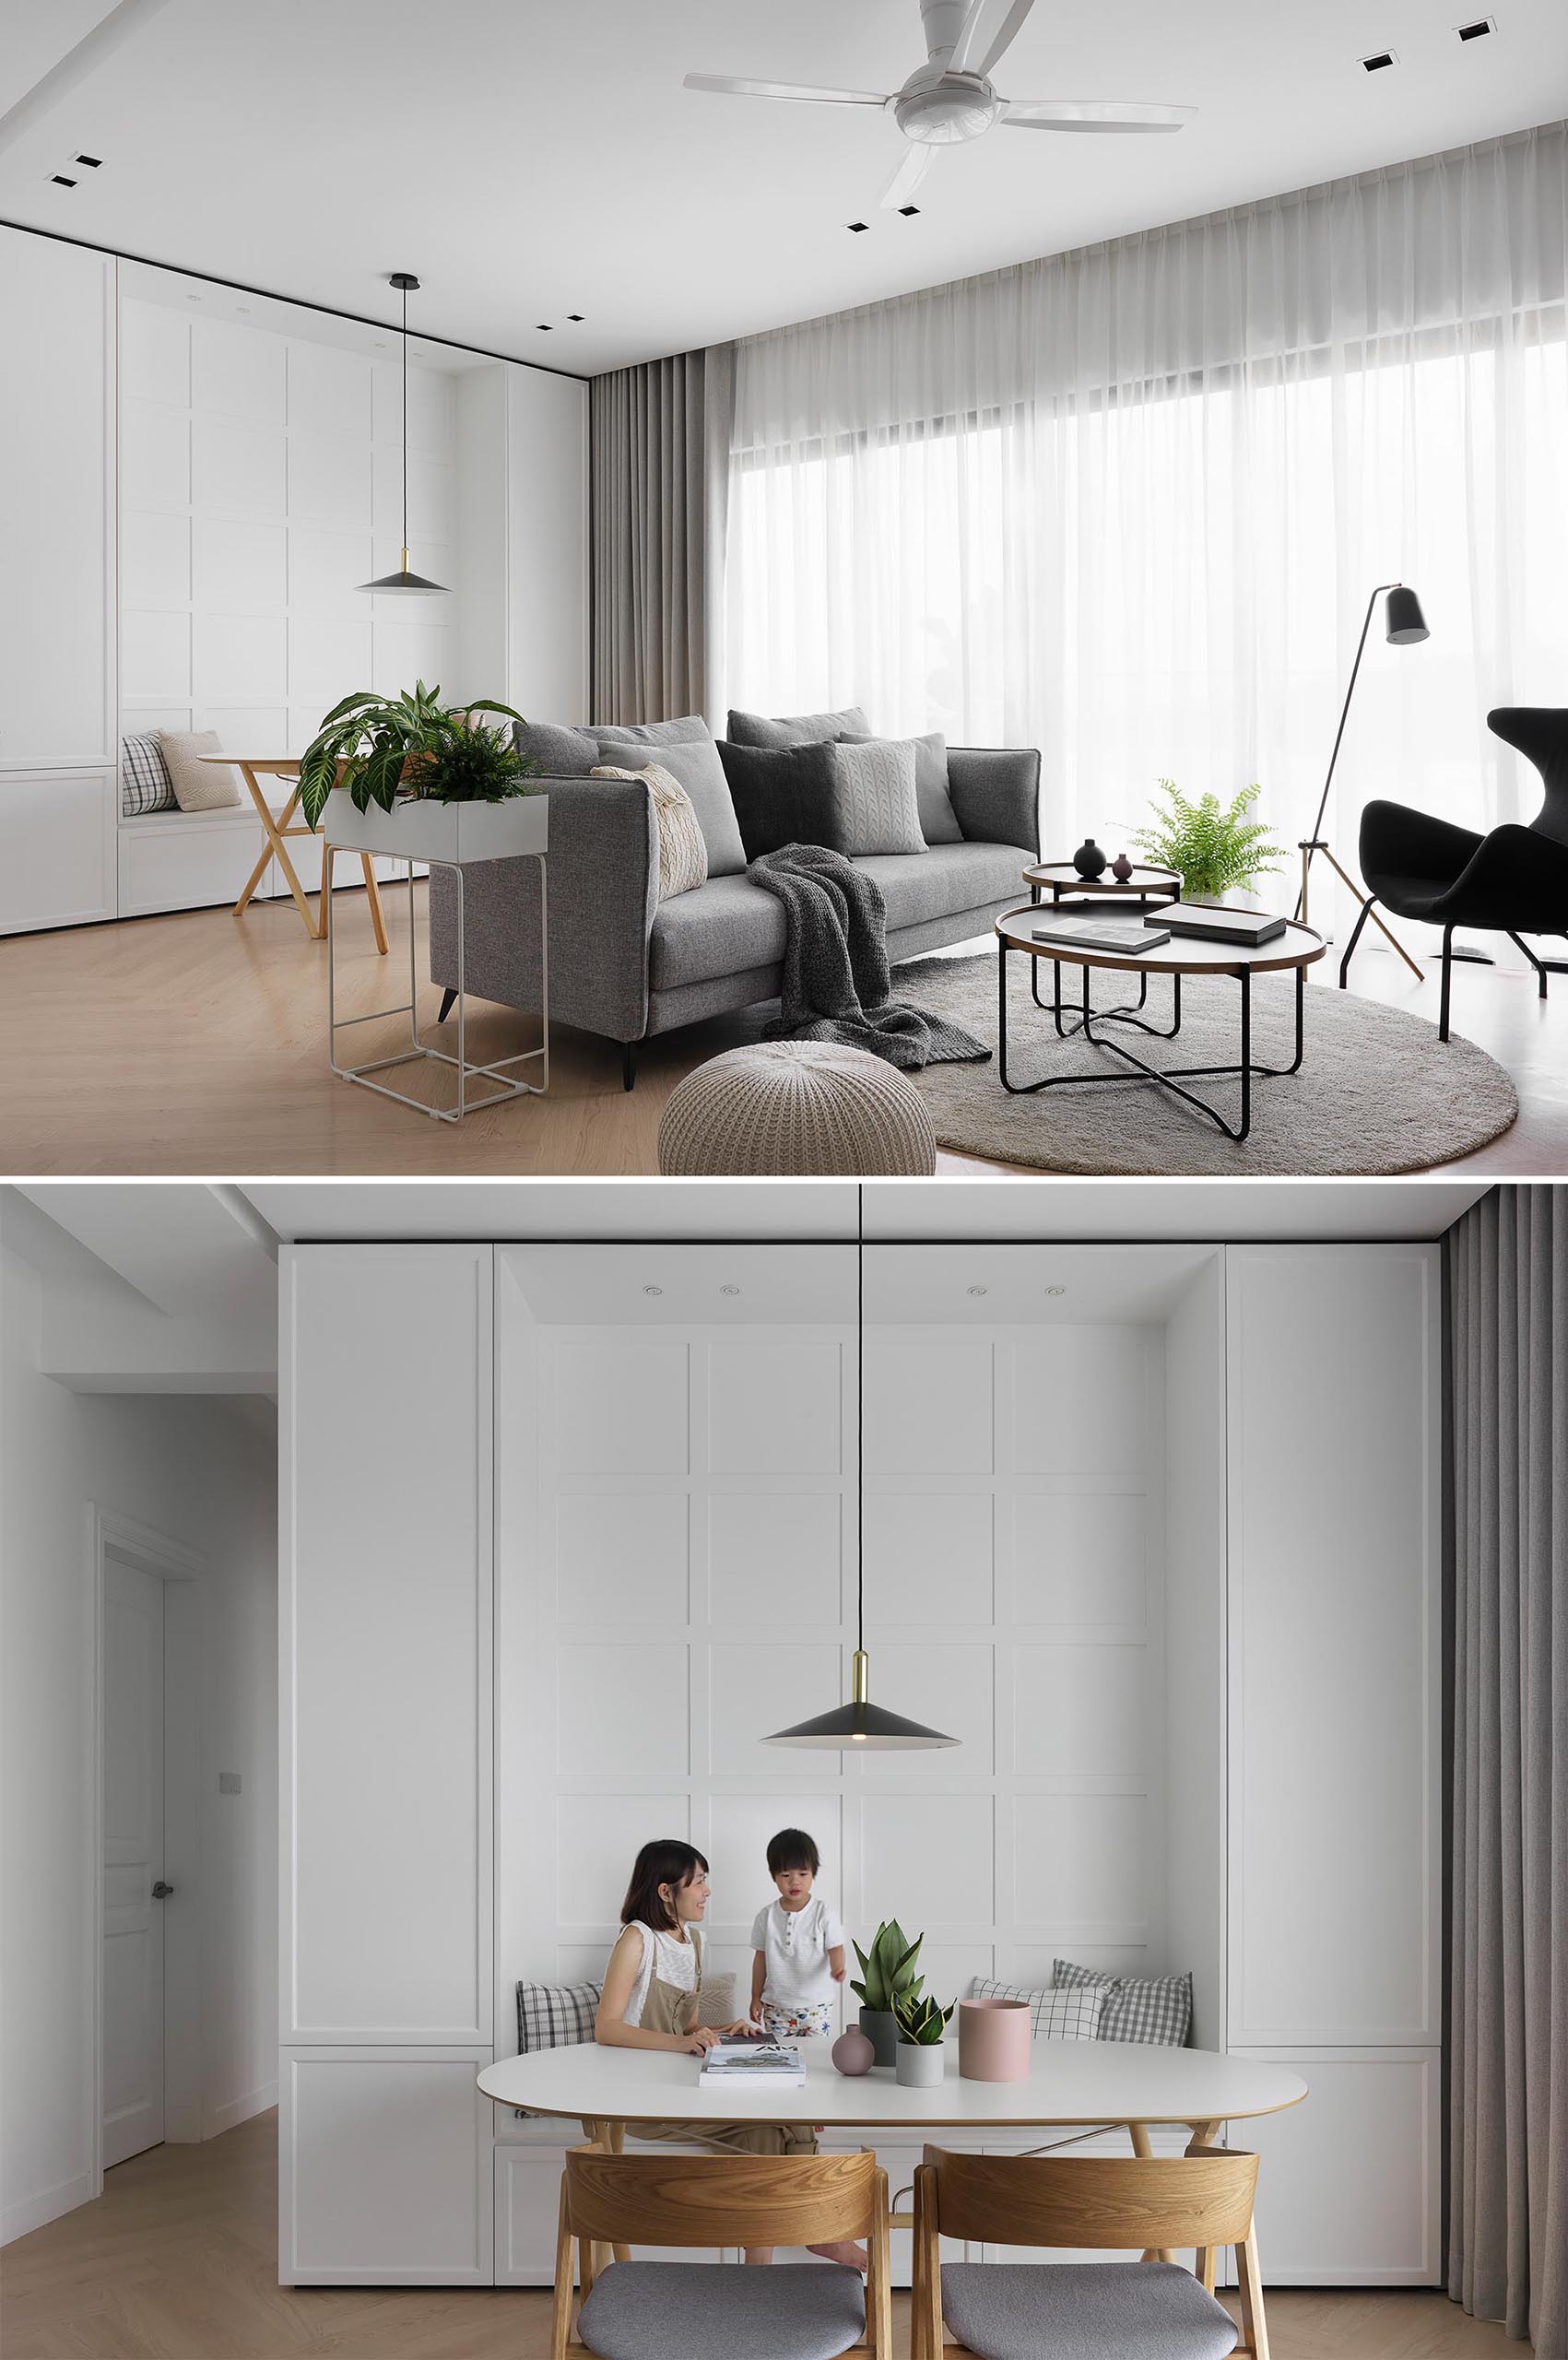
[280,2047,492,2284]
[1227,2048,1440,2285]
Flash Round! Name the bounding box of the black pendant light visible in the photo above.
[764,1187,958,1751]
[357,273,447,596]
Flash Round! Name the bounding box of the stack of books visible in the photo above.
[1151,903,1287,947]
[698,2037,808,2090]
[1030,914,1172,954]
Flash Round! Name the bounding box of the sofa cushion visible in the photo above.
[728,703,870,748]
[606,735,746,877]
[841,729,962,845]
[593,715,712,750]
[649,873,789,992]
[830,738,925,856]
[855,841,1032,934]
[513,719,597,775]
[719,739,844,861]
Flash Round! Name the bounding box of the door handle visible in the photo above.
[151,1881,174,1899]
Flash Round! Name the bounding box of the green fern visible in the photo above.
[1125,780,1287,903]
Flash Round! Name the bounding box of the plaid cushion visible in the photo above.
[516,1979,601,2054]
[122,732,176,815]
[970,1977,1105,2042]
[1054,1958,1193,2047]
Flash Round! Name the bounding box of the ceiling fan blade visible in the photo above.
[975,0,1038,77]
[943,0,993,74]
[878,141,936,210]
[683,71,889,108]
[1001,98,1195,132]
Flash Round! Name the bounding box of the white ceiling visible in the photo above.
[3,1,1563,373]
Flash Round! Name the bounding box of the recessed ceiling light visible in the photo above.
[51,174,77,186]
[967,1284,988,1297]
[720,1284,741,1296]
[236,304,251,314]
[536,322,553,330]
[1361,47,1397,69]
[847,220,869,233]
[566,313,584,322]
[898,204,921,218]
[642,1284,663,1296]
[76,153,101,168]
[1456,14,1494,36]
[1043,1285,1067,1297]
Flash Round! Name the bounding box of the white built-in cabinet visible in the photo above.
[279,1240,1441,2290]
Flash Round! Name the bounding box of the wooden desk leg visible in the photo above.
[235,769,317,936]
[1128,2121,1176,2265]
[1187,2121,1222,2291]
[360,854,389,954]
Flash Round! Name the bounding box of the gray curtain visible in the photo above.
[590,343,735,727]
[1449,1186,1567,2357]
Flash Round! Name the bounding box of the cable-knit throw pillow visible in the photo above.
[1053,1958,1194,2047]
[695,1971,737,2029]
[592,762,708,900]
[969,1976,1106,2041]
[157,728,242,811]
[828,737,925,856]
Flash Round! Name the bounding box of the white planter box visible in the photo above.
[324,787,548,867]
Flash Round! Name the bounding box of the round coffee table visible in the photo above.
[995,905,1326,1142]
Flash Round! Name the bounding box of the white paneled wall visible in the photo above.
[119,297,455,758]
[495,1293,1166,2022]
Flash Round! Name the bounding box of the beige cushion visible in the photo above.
[158,729,242,812]
[695,1971,737,2028]
[592,762,707,901]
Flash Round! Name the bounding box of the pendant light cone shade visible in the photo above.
[1384,584,1429,643]
[764,1193,958,1752]
[358,274,447,596]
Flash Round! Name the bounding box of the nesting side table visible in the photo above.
[323,790,548,1121]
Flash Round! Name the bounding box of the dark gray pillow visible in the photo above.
[726,704,870,749]
[513,720,597,775]
[828,738,925,856]
[604,735,747,878]
[592,715,712,752]
[718,739,845,862]
[839,729,961,845]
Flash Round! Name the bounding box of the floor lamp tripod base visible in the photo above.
[1298,839,1424,985]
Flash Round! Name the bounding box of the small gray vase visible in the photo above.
[858,2007,898,2069]
[895,2041,946,2088]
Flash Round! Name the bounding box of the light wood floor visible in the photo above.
[0,2114,1529,2360]
[3,886,1565,1176]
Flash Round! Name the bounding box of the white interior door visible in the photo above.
[102,1555,166,2168]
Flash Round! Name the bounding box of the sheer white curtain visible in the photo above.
[724,124,1567,881]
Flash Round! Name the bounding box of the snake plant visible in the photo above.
[850,1919,925,2012]
[895,1991,955,2047]
[295,681,532,830]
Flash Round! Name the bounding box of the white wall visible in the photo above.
[0,1237,278,2246]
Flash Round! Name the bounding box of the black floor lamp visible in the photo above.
[1296,582,1428,979]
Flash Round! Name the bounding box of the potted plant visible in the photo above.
[295,682,546,865]
[850,1921,924,2069]
[1126,779,1287,906]
[894,1990,954,2088]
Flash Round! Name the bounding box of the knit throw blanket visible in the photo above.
[748,843,990,1071]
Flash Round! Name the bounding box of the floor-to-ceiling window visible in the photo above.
[725,124,1566,878]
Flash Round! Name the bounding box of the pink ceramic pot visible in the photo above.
[958,1997,1032,2083]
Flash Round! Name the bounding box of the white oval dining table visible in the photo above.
[477,2037,1306,2135]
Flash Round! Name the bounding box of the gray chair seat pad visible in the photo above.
[856,841,1032,932]
[649,844,1032,992]
[577,2259,867,2360]
[940,2260,1239,2360]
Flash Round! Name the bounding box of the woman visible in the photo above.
[595,1839,864,2269]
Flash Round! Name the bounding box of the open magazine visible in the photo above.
[698,2036,807,2087]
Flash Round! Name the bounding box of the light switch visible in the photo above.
[218,1771,242,1795]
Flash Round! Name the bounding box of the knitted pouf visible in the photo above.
[658,1042,937,1175]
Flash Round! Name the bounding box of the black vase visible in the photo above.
[1073,838,1108,880]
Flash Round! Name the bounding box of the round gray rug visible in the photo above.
[898,953,1517,1174]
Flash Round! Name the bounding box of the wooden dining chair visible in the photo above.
[551,2144,891,2360]
[912,2145,1268,2360]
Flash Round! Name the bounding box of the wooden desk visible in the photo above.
[199,753,388,953]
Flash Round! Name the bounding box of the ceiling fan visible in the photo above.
[684,0,1195,213]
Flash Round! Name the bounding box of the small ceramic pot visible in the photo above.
[958,1997,1032,2083]
[1073,837,1108,879]
[895,2041,946,2088]
[832,2028,875,2078]
[1111,852,1134,883]
[858,2007,898,2069]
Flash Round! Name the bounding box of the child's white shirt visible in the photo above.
[750,1894,845,2010]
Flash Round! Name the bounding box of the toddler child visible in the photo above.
[749,1826,846,2039]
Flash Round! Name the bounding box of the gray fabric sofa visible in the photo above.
[428,745,1041,1089]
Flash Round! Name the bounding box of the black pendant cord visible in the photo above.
[856,1183,865,1661]
[401,277,408,562]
